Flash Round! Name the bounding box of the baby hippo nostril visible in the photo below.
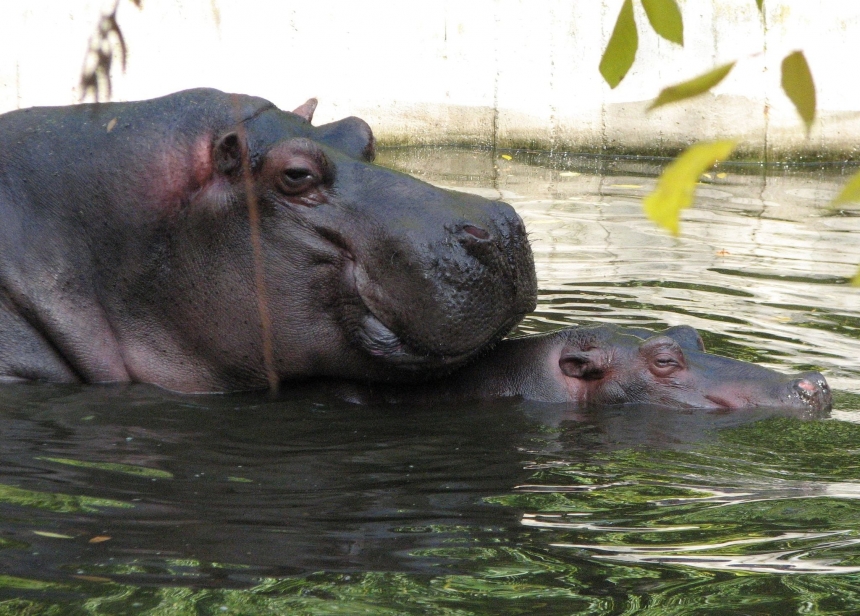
[794,379,818,394]
[461,224,491,241]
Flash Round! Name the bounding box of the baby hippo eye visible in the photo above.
[650,353,683,376]
[639,336,686,376]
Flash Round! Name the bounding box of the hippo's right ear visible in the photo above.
[663,326,706,352]
[213,132,247,176]
[316,117,376,162]
[559,349,604,380]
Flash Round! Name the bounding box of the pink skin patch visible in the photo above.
[795,379,817,392]
[146,135,214,211]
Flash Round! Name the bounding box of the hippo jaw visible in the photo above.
[351,311,520,369]
[346,256,526,371]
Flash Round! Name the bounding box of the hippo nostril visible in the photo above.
[794,379,819,394]
[461,224,491,241]
[791,378,820,405]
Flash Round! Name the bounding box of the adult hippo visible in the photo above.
[325,324,831,413]
[0,88,536,392]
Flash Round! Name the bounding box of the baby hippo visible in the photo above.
[330,324,831,412]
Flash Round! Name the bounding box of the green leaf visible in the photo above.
[756,0,764,11]
[648,62,736,111]
[33,531,74,539]
[38,457,173,479]
[0,575,58,590]
[0,483,131,513]
[643,140,737,235]
[853,268,860,287]
[781,50,816,133]
[641,0,684,45]
[832,169,860,206]
[600,0,638,89]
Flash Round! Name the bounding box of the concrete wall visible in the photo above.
[2,0,859,159]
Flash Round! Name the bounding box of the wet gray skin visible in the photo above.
[0,88,536,392]
[324,324,832,413]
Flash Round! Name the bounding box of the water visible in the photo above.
[4,148,860,614]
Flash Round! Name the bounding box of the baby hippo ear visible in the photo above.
[559,348,603,380]
[316,116,376,162]
[292,98,318,123]
[662,325,705,352]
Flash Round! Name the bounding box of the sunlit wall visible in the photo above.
[1,0,857,158]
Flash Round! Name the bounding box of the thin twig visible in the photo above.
[231,95,279,394]
[79,0,142,102]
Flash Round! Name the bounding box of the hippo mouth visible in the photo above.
[354,310,518,369]
[344,259,516,369]
[355,312,433,364]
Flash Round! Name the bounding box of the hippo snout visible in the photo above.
[790,371,832,413]
[345,187,536,368]
[452,202,535,314]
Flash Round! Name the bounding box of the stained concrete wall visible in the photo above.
[1,0,859,159]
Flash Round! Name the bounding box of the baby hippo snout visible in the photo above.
[791,371,832,413]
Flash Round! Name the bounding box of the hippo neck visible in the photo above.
[0,272,130,383]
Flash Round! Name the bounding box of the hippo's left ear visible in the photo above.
[316,117,376,162]
[559,349,604,380]
[213,131,247,176]
[292,98,318,123]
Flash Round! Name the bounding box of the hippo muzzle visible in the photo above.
[336,179,536,370]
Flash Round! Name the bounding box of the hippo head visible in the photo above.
[161,94,537,389]
[553,325,831,412]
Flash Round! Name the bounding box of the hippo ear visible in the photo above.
[559,349,604,380]
[662,326,705,352]
[315,117,376,162]
[292,98,318,123]
[213,132,246,176]
[622,327,657,341]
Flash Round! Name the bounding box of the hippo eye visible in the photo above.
[651,354,682,376]
[641,337,686,376]
[284,168,312,182]
[278,167,318,194]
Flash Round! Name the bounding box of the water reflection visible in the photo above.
[554,532,860,574]
[0,384,541,582]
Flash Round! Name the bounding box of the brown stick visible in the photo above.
[231,94,278,393]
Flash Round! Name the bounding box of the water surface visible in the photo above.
[4,148,860,614]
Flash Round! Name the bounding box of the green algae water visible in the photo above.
[2,148,860,614]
